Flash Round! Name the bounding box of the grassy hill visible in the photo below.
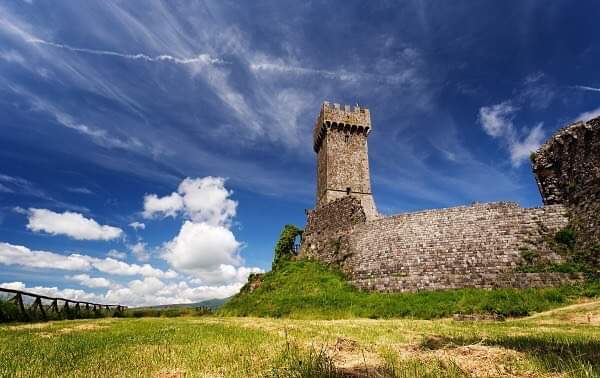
[219,260,600,319]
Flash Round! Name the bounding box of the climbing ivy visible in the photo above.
[272,224,303,270]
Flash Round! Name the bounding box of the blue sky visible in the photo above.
[1,1,599,306]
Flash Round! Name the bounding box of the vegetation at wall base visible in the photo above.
[272,224,303,270]
[220,260,600,319]
[518,226,600,279]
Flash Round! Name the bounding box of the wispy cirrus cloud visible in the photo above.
[28,38,225,66]
[573,85,600,93]
[478,102,545,167]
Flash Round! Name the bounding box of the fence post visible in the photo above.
[32,296,46,319]
[10,293,27,319]
[50,299,58,313]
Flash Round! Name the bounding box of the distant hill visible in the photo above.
[134,297,230,311]
[219,260,600,319]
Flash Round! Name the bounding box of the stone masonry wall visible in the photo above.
[347,202,577,291]
[533,116,600,250]
[301,200,581,292]
[300,196,366,267]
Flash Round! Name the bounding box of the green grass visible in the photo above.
[1,310,599,377]
[219,260,600,319]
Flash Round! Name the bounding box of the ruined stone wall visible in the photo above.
[300,196,366,266]
[301,201,581,292]
[533,116,600,249]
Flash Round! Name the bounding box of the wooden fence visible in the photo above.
[0,287,127,321]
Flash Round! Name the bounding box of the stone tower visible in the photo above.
[313,101,378,220]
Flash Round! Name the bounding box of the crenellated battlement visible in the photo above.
[313,101,371,153]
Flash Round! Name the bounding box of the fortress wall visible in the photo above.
[346,202,576,291]
[533,116,600,249]
[300,199,581,292]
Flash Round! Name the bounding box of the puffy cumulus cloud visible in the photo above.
[26,208,122,240]
[104,278,244,307]
[142,192,183,218]
[147,176,261,286]
[0,242,176,278]
[189,264,263,286]
[128,241,150,262]
[163,221,241,275]
[67,274,112,288]
[178,177,237,226]
[478,102,545,167]
[129,221,145,230]
[107,249,127,260]
[92,257,177,278]
[0,277,247,307]
[143,177,237,226]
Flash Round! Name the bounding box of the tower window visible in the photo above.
[344,134,349,143]
[346,187,351,195]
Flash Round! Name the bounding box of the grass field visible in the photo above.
[1,300,599,377]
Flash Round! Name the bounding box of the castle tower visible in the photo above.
[313,101,378,220]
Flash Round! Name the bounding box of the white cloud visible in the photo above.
[479,102,516,138]
[163,221,241,276]
[129,221,145,230]
[29,38,224,66]
[0,49,25,64]
[479,102,545,167]
[66,187,93,195]
[107,249,127,260]
[67,274,112,288]
[92,257,177,278]
[143,177,237,226]
[103,278,243,307]
[0,278,245,307]
[177,177,237,226]
[508,123,545,166]
[143,192,183,218]
[573,85,600,93]
[0,282,103,303]
[128,241,149,262]
[0,242,176,278]
[0,242,91,271]
[574,106,600,122]
[149,177,261,285]
[26,208,123,240]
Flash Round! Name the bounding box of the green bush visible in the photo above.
[555,227,576,249]
[272,224,302,270]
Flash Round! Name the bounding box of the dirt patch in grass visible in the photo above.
[156,368,185,378]
[58,324,108,334]
[325,337,382,377]
[524,300,600,325]
[395,339,543,377]
[8,322,53,330]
